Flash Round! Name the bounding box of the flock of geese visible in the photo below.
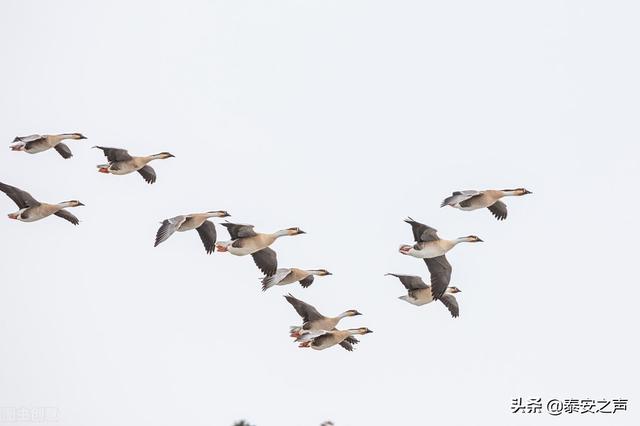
[4,132,532,352]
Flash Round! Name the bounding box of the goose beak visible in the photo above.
[524,189,532,194]
[78,135,88,139]
[78,202,85,206]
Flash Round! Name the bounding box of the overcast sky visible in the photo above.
[1,1,638,425]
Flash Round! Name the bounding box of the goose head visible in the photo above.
[344,309,362,317]
[285,227,305,236]
[69,133,87,140]
[61,200,85,207]
[310,269,332,276]
[502,188,532,196]
[448,286,462,294]
[207,210,230,218]
[458,235,483,243]
[153,152,175,159]
[352,327,373,335]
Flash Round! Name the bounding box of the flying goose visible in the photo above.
[284,294,362,351]
[0,182,84,225]
[216,222,305,276]
[10,133,87,159]
[441,188,532,220]
[399,217,481,300]
[154,210,231,254]
[385,273,461,317]
[261,268,332,291]
[93,146,175,184]
[296,328,373,351]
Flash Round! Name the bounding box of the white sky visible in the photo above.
[1,1,638,425]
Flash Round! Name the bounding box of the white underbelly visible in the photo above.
[399,295,434,306]
[454,204,483,211]
[227,245,260,256]
[26,145,51,154]
[109,168,136,175]
[412,244,447,258]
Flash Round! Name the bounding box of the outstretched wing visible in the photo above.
[252,247,277,276]
[386,273,428,290]
[196,220,217,254]
[154,216,187,247]
[54,143,73,159]
[14,134,43,143]
[0,182,40,208]
[221,222,257,239]
[441,190,482,207]
[404,217,439,242]
[439,293,460,318]
[93,146,132,162]
[54,209,80,225]
[137,165,156,184]
[299,275,315,288]
[261,268,293,291]
[284,294,324,322]
[339,340,355,351]
[487,200,508,221]
[424,255,452,300]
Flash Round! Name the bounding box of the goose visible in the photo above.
[93,146,175,184]
[216,222,305,276]
[10,133,87,159]
[399,217,481,300]
[385,273,461,317]
[284,294,362,351]
[261,268,332,291]
[0,182,84,225]
[441,188,532,220]
[296,328,373,351]
[154,210,230,254]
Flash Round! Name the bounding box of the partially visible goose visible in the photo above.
[385,273,461,317]
[284,294,362,351]
[441,188,532,220]
[93,146,175,184]
[296,328,373,351]
[216,222,305,276]
[399,217,481,300]
[154,210,230,254]
[10,133,87,159]
[0,182,84,225]
[261,268,332,291]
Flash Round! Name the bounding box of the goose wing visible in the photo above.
[404,217,439,242]
[487,200,508,221]
[385,273,428,290]
[261,268,293,291]
[14,134,43,143]
[0,182,40,208]
[339,340,355,351]
[54,143,73,159]
[439,293,459,318]
[196,220,217,254]
[155,216,187,247]
[137,165,156,184]
[299,275,315,288]
[221,222,257,239]
[93,146,132,162]
[423,255,452,300]
[252,247,277,276]
[54,209,80,225]
[284,294,324,322]
[441,190,482,207]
